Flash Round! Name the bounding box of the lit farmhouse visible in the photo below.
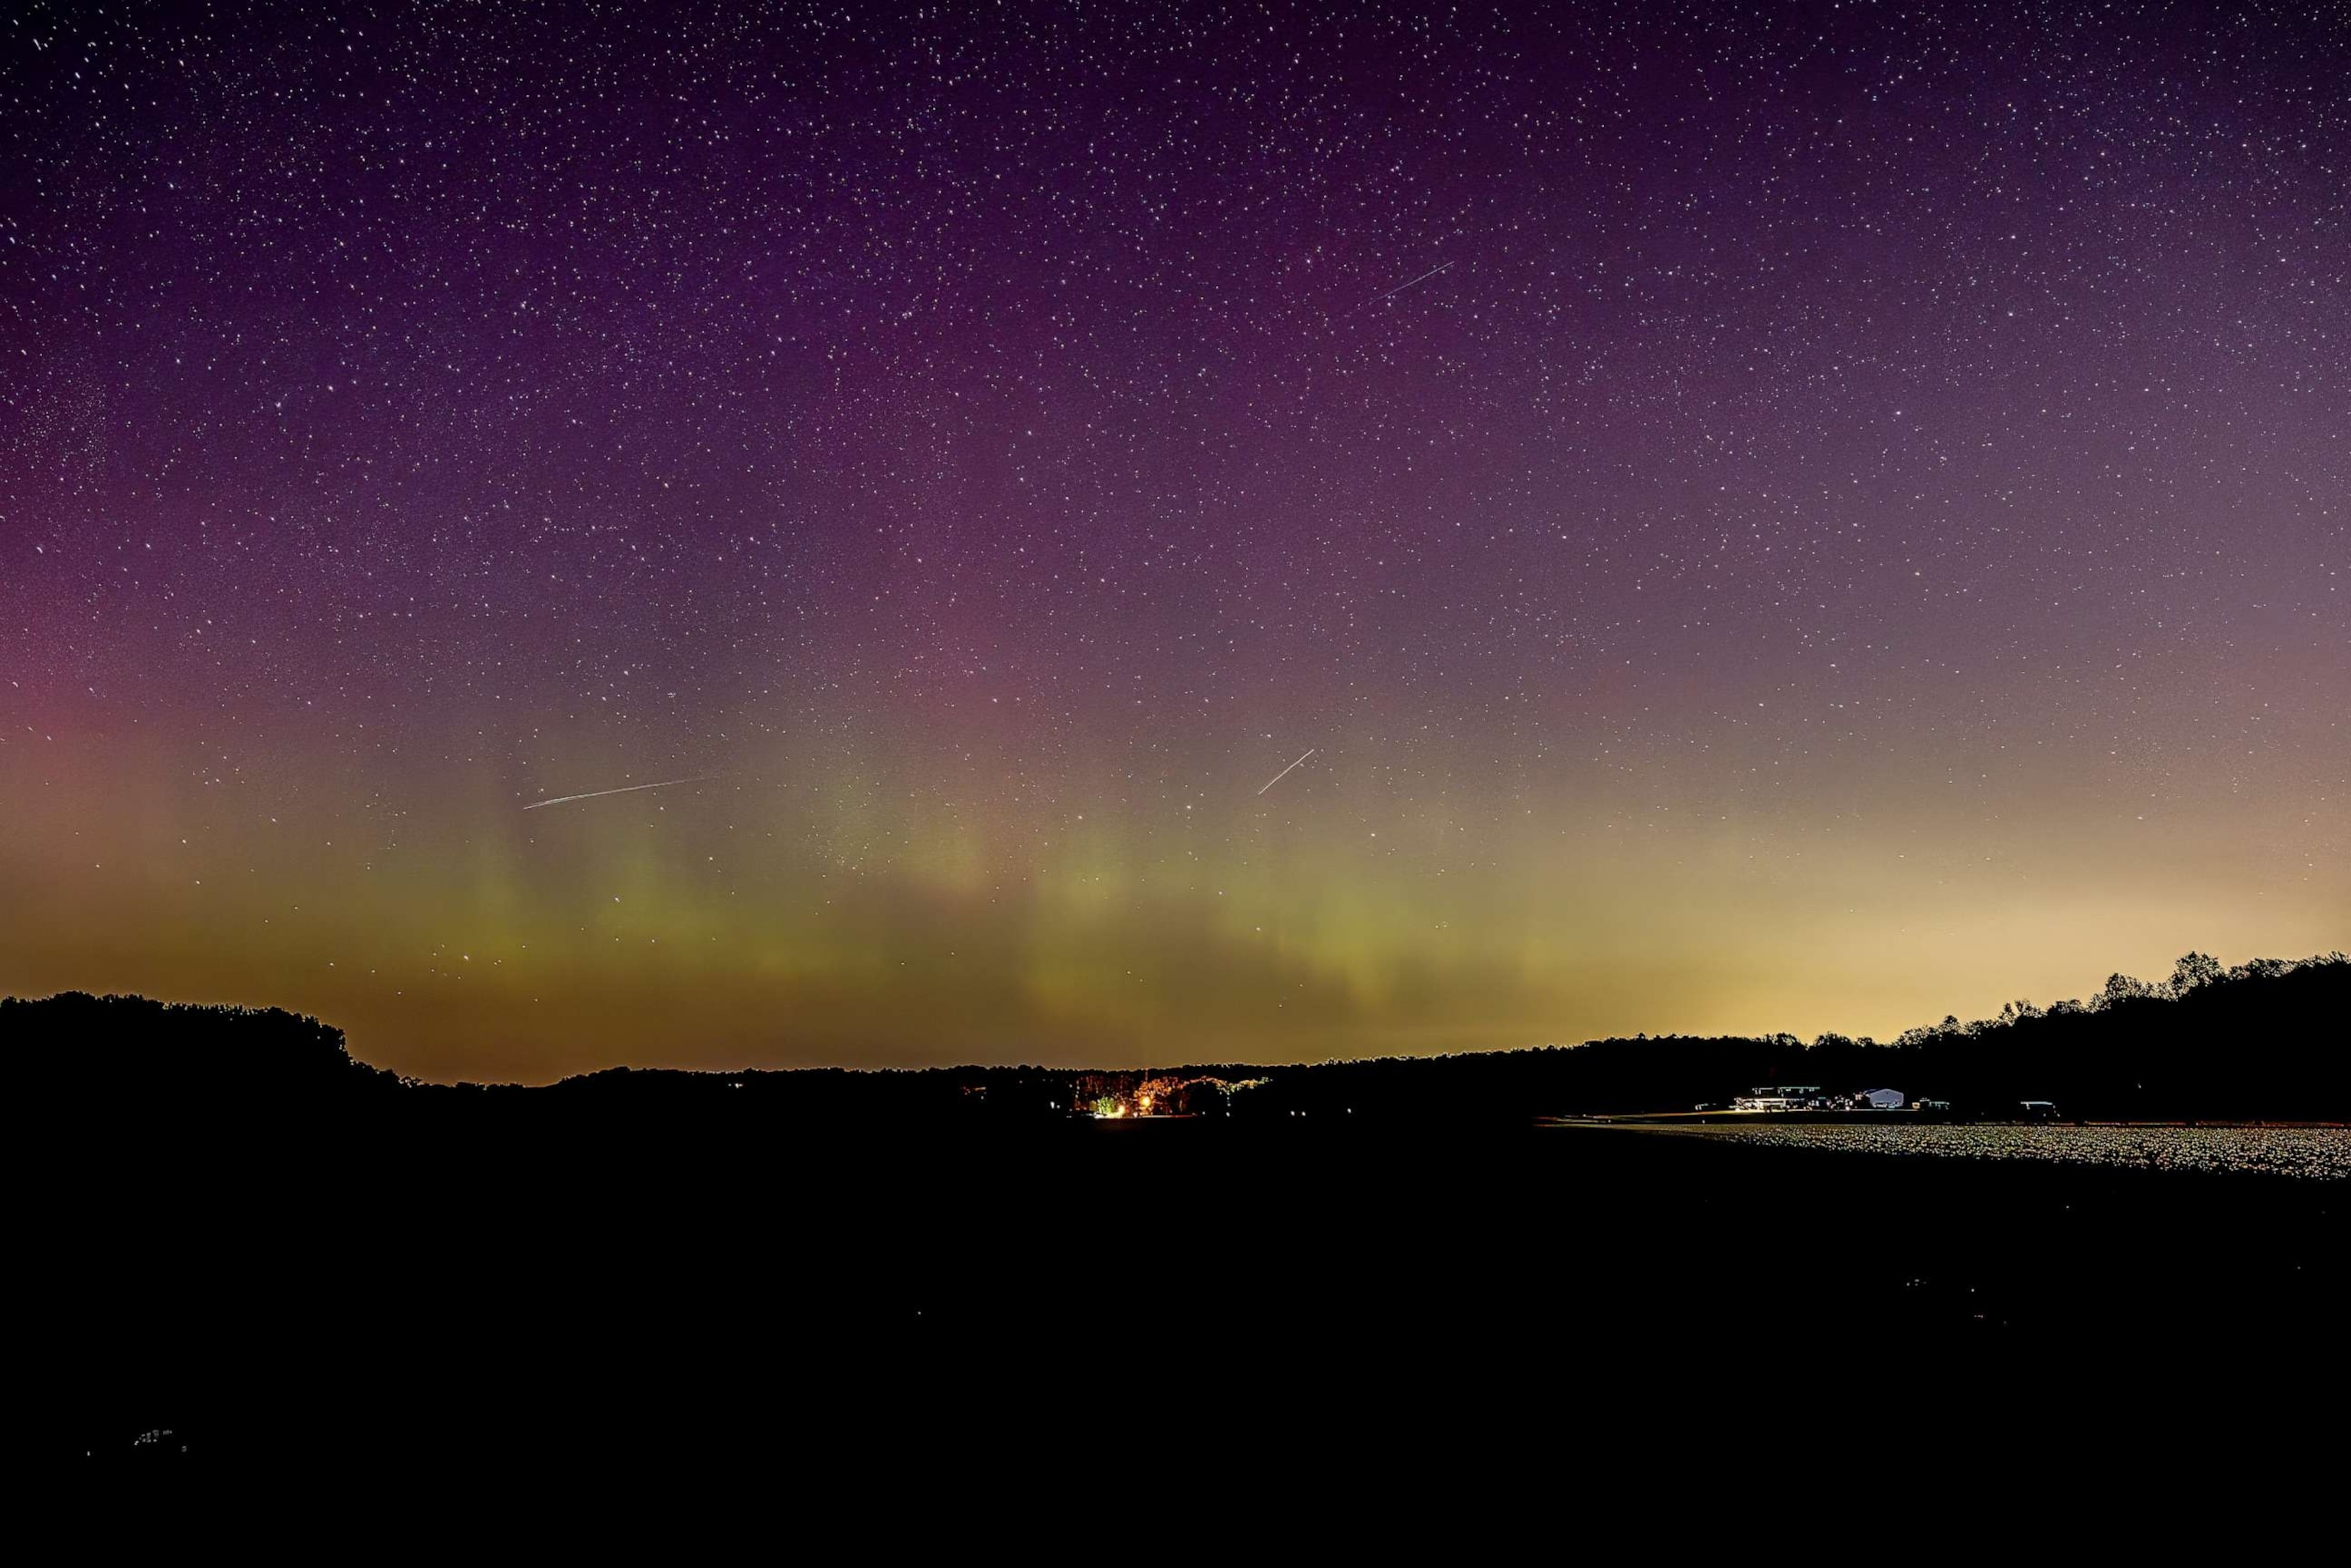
[1726,1085,1907,1112]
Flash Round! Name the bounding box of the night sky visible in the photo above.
[3,2,2343,1082]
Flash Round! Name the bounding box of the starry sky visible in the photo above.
[2,2,2343,1082]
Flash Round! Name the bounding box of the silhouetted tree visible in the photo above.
[2170,952,2223,995]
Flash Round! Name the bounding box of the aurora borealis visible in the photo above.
[2,2,2343,1083]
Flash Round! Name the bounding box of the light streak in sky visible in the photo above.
[1367,259,1453,305]
[523,776,716,811]
[1256,748,1317,796]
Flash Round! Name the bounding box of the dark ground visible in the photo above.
[39,1116,2345,1472]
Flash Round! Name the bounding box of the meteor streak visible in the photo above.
[523,776,715,811]
[1367,259,1453,305]
[1256,748,1317,795]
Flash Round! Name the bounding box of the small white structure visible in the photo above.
[1732,1085,1826,1111]
[1857,1087,1905,1110]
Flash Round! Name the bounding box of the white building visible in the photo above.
[1732,1085,1825,1111]
[1857,1087,1905,1110]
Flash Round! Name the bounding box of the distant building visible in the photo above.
[2018,1100,2059,1118]
[1726,1085,1910,1112]
[1732,1085,1827,1111]
[1913,1098,1952,1112]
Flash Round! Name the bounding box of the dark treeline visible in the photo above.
[1247,951,2349,1123]
[11,950,2345,1124]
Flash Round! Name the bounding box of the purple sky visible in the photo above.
[3,2,2343,1081]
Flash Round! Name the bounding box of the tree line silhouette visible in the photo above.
[11,950,2343,1126]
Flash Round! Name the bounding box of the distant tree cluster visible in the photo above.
[1234,952,2347,1123]
[10,991,399,1107]
[7,951,2344,1126]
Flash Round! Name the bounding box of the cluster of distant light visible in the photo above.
[1077,1072,1270,1117]
[1694,1123,2349,1180]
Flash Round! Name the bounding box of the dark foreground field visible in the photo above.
[40,1115,2343,1468]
